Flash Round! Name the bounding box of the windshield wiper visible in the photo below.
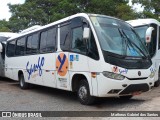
[120,29,148,59]
[118,29,128,56]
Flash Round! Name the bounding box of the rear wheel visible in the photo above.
[19,74,29,89]
[77,80,95,105]
[119,95,133,100]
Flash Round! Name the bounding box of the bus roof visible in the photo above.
[0,32,18,38]
[126,19,160,27]
[7,13,127,41]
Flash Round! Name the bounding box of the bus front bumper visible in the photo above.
[96,73,154,97]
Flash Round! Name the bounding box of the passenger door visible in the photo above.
[40,27,57,88]
[5,40,16,79]
[69,17,89,73]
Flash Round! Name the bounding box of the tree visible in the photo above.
[8,0,136,32]
[115,4,137,20]
[132,0,160,21]
[0,20,11,32]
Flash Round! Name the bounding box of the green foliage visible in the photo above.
[115,4,137,20]
[132,0,160,21]
[0,20,11,32]
[5,0,136,32]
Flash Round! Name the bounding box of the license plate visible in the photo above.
[132,91,141,96]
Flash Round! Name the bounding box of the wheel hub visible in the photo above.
[20,78,23,87]
[78,86,87,100]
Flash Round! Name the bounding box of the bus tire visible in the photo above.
[77,80,95,105]
[154,69,160,87]
[119,95,133,100]
[154,80,160,87]
[19,74,29,89]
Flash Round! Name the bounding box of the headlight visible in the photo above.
[102,71,125,80]
[149,67,155,78]
[149,71,155,78]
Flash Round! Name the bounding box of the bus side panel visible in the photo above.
[87,58,104,96]
[5,57,15,80]
[41,53,56,88]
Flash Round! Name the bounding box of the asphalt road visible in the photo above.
[0,77,160,119]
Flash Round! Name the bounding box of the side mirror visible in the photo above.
[146,27,154,43]
[83,27,90,39]
[0,43,3,53]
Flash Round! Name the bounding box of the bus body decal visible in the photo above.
[26,57,45,80]
[58,54,66,72]
[56,53,68,76]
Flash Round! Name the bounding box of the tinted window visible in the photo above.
[15,37,26,55]
[40,27,57,52]
[70,18,87,54]
[148,24,157,57]
[71,17,82,28]
[60,23,71,51]
[7,40,16,57]
[71,27,86,54]
[26,33,39,54]
[88,31,99,60]
[40,31,47,52]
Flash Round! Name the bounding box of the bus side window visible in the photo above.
[71,17,86,54]
[15,37,26,55]
[46,28,57,52]
[7,40,16,57]
[60,23,71,51]
[40,31,47,52]
[71,27,86,53]
[88,31,99,60]
[26,33,39,54]
[40,27,57,53]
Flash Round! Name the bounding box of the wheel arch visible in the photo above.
[71,73,93,95]
[18,70,24,81]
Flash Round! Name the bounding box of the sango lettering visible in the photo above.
[26,57,45,80]
[119,69,128,74]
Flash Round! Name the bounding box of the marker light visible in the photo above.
[91,72,97,78]
[102,71,125,80]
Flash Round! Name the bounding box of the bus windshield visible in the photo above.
[134,24,157,58]
[134,25,148,43]
[90,16,149,58]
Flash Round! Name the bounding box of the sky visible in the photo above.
[0,0,25,20]
[0,0,143,21]
[129,0,144,12]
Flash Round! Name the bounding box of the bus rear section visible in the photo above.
[0,32,17,77]
[2,13,155,105]
[127,19,160,87]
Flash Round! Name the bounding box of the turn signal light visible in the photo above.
[91,72,97,78]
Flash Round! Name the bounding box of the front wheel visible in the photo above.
[154,80,160,87]
[19,74,29,89]
[77,80,95,105]
[154,70,160,87]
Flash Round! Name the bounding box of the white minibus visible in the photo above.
[0,32,17,77]
[127,19,160,87]
[0,13,155,105]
